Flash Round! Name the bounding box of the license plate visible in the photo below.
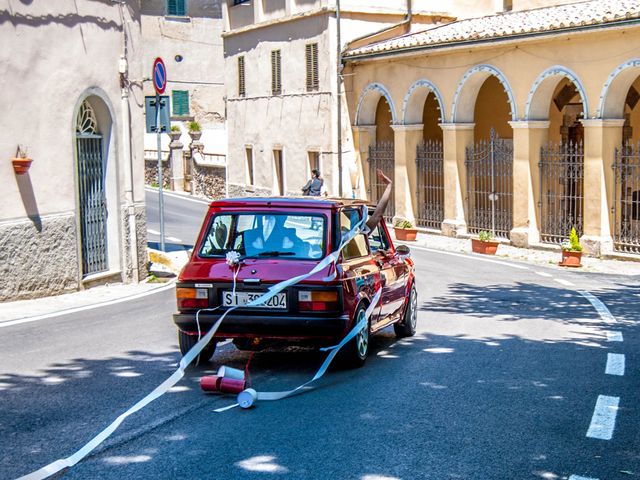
[222,291,287,309]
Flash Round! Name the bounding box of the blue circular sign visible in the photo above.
[152,57,167,95]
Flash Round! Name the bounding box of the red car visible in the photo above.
[173,197,416,367]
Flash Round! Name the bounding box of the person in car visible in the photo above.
[244,215,303,256]
[366,169,392,231]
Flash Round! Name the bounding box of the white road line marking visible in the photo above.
[145,186,211,205]
[534,271,553,277]
[569,476,599,480]
[607,331,623,342]
[605,353,625,376]
[0,282,176,328]
[400,244,529,270]
[166,236,182,243]
[578,291,617,324]
[554,278,575,287]
[586,395,619,440]
[147,228,160,235]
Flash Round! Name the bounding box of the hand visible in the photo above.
[376,169,392,185]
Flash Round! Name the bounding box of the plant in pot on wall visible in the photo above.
[12,145,33,175]
[471,230,500,255]
[559,227,582,267]
[187,121,202,141]
[393,218,418,241]
[168,124,182,142]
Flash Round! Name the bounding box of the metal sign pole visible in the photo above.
[156,93,166,252]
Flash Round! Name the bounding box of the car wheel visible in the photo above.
[340,304,370,368]
[178,330,217,365]
[394,284,417,338]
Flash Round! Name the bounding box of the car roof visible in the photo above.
[208,197,374,210]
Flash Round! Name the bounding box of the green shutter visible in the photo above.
[172,90,189,116]
[168,0,186,16]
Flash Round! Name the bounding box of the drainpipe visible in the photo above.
[337,0,343,197]
[117,2,139,283]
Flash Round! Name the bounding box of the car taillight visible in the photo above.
[298,290,339,312]
[176,287,209,310]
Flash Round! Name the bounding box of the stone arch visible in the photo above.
[451,64,517,123]
[355,82,398,126]
[526,66,589,120]
[402,79,446,124]
[598,59,640,118]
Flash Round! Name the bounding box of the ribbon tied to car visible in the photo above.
[18,206,373,480]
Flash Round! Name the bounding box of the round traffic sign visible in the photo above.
[152,57,167,95]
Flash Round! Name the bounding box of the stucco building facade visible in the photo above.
[0,0,147,301]
[345,0,640,257]
[222,0,450,198]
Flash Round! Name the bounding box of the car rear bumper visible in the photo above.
[173,312,351,340]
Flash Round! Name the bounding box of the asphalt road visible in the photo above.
[1,197,639,479]
[145,188,209,251]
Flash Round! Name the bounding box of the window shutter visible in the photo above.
[172,90,189,116]
[167,0,186,16]
[238,56,245,97]
[306,43,318,91]
[271,50,281,95]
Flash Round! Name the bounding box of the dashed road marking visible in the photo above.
[147,228,160,235]
[166,236,182,243]
[605,353,625,376]
[554,278,575,287]
[586,395,619,440]
[534,271,553,277]
[569,476,599,480]
[578,291,617,324]
[606,331,623,342]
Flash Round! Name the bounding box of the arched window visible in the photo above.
[76,100,99,135]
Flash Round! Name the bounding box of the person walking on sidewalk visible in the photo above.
[301,169,323,196]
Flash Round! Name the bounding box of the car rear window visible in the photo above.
[199,212,326,260]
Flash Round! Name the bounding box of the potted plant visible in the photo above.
[188,121,202,141]
[12,145,33,175]
[168,125,182,142]
[393,218,418,241]
[471,230,500,255]
[559,227,582,267]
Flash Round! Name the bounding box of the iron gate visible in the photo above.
[416,139,444,229]
[613,144,640,254]
[465,129,513,238]
[539,141,584,244]
[77,134,108,276]
[368,141,395,221]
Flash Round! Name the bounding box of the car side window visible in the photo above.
[369,222,391,253]
[340,208,369,260]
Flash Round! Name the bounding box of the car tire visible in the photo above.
[178,330,217,365]
[339,304,370,368]
[394,284,417,338]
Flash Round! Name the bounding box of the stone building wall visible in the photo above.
[145,159,171,189]
[193,164,226,199]
[0,214,79,301]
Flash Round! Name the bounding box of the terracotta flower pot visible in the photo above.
[12,157,33,175]
[394,227,417,241]
[471,238,499,255]
[559,250,582,267]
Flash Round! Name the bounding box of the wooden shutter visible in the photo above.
[167,0,186,16]
[172,90,189,116]
[238,56,246,97]
[306,43,318,91]
[271,50,281,95]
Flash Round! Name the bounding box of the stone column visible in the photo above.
[391,124,423,222]
[352,125,376,200]
[440,123,474,236]
[189,136,203,196]
[508,121,548,247]
[169,138,184,192]
[580,119,623,255]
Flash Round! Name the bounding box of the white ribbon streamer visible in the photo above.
[18,206,371,480]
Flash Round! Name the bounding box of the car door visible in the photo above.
[369,220,407,326]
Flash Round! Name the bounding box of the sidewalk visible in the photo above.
[394,229,640,276]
